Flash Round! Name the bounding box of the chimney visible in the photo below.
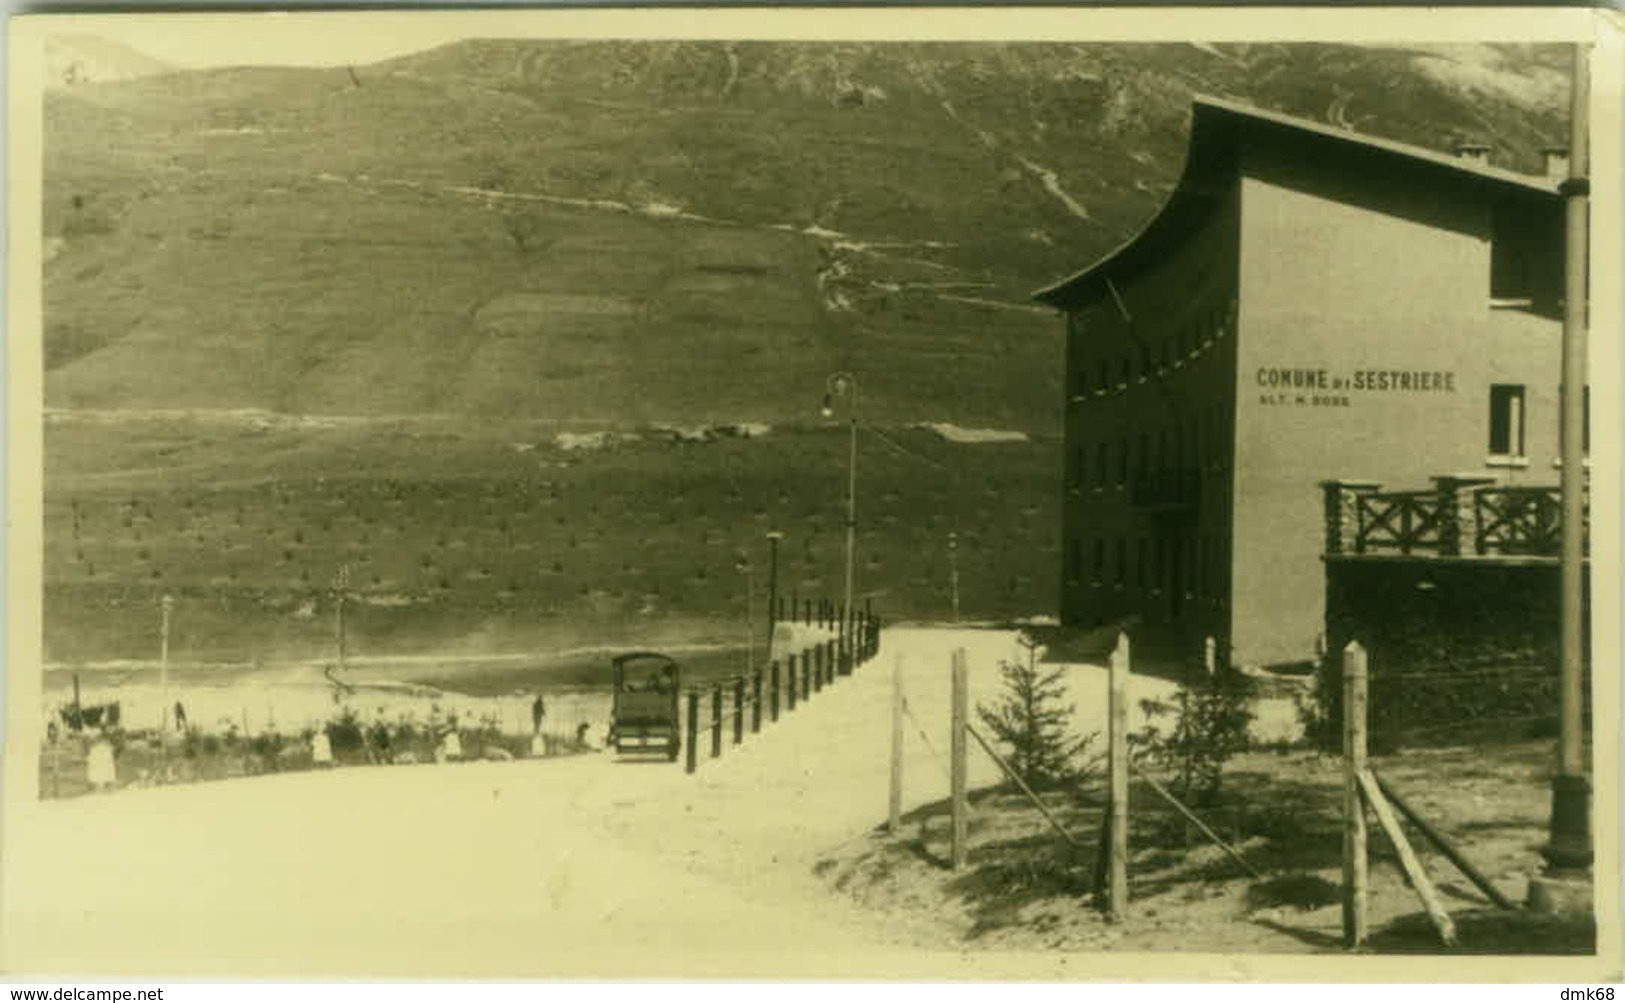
[1453,142,1493,165]
[1542,145,1571,179]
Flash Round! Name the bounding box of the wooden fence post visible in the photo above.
[1343,640,1369,948]
[769,660,781,722]
[685,691,699,774]
[751,669,763,734]
[950,647,969,870]
[733,677,745,745]
[1108,632,1130,919]
[889,653,905,835]
[711,686,723,759]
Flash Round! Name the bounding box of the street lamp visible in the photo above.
[821,372,858,632]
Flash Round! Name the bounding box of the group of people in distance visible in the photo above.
[58,691,585,794]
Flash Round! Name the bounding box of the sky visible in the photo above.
[30,9,1593,72]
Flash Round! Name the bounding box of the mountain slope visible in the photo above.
[42,40,1567,431]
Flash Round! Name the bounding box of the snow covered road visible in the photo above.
[3,629,1173,977]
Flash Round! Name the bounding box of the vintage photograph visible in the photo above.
[4,9,1619,980]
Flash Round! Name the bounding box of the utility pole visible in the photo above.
[948,531,961,623]
[1534,41,1592,911]
[333,564,350,678]
[766,531,784,655]
[159,594,173,734]
[736,556,755,677]
[822,373,859,629]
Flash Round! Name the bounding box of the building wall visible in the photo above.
[1060,182,1241,647]
[1232,147,1562,666]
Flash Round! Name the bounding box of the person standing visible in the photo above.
[311,727,334,768]
[86,729,116,791]
[531,694,547,734]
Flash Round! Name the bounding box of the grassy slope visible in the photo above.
[45,416,1059,664]
[37,41,1567,663]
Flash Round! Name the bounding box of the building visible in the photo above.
[1034,96,1568,668]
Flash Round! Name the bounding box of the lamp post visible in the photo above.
[766,531,784,654]
[948,532,961,624]
[1537,41,1592,904]
[822,372,859,631]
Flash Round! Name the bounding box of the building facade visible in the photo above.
[1036,96,1566,667]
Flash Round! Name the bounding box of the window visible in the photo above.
[1114,538,1127,588]
[1067,539,1082,583]
[1097,360,1110,393]
[1136,538,1148,589]
[1095,442,1109,487]
[1118,358,1131,388]
[1138,433,1151,479]
[1070,448,1085,490]
[1117,437,1129,487]
[1073,366,1089,398]
[1491,201,1563,308]
[1489,384,1526,457]
[1091,539,1106,584]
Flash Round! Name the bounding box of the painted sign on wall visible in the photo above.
[1255,366,1458,407]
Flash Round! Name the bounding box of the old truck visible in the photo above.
[608,651,681,760]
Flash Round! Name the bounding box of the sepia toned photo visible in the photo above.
[4,8,1621,981]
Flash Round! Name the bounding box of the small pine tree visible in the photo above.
[976,635,1096,789]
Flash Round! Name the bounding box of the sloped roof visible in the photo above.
[1032,95,1562,309]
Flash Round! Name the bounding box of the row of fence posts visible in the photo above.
[1339,640,1518,948]
[884,636,1516,942]
[890,634,1253,924]
[684,605,881,774]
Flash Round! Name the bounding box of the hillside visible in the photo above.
[43,40,1568,427]
[37,40,1569,664]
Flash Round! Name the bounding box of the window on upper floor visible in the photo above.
[1491,201,1563,311]
[1488,383,1526,458]
[1067,539,1082,584]
[1091,539,1106,585]
[1116,436,1129,487]
[1114,538,1127,588]
[1095,442,1109,487]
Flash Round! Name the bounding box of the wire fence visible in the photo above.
[681,606,882,774]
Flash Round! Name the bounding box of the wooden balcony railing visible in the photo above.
[1322,476,1585,560]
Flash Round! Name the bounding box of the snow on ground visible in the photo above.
[4,628,1178,977]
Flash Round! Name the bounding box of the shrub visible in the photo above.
[1133,668,1254,808]
[326,706,367,754]
[976,635,1100,790]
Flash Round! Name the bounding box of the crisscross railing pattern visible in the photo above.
[1355,490,1443,555]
